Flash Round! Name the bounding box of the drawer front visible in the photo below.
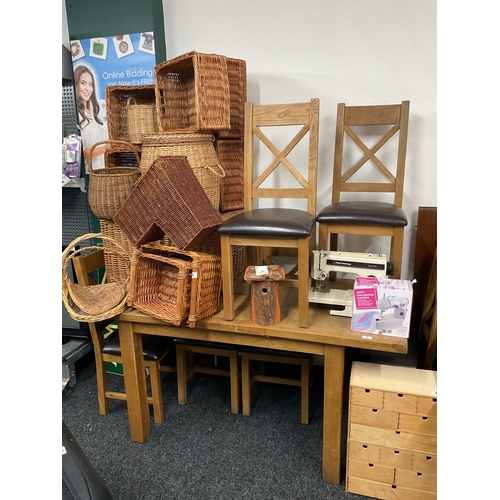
[348,440,382,464]
[351,386,385,408]
[379,446,413,470]
[348,459,395,484]
[350,405,399,430]
[350,423,437,454]
[411,451,437,474]
[417,396,437,416]
[399,413,437,436]
[395,469,437,492]
[347,476,438,500]
[383,392,418,413]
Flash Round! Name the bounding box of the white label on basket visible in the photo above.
[192,271,198,279]
[255,266,269,276]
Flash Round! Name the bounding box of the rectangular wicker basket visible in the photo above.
[216,138,244,212]
[113,156,222,250]
[128,244,222,327]
[154,51,231,132]
[105,85,156,143]
[216,57,247,139]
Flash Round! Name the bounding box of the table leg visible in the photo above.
[119,319,150,442]
[322,344,345,484]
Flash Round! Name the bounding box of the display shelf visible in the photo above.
[63,177,86,193]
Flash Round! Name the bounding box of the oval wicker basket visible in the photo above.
[139,132,225,210]
[87,140,141,220]
[62,233,130,323]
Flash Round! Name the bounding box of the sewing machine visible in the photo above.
[309,250,393,317]
[375,295,409,332]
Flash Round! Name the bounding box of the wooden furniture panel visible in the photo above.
[346,361,437,498]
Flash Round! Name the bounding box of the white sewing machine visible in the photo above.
[309,250,393,317]
[375,295,409,332]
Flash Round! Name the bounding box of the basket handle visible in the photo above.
[88,140,141,173]
[62,232,130,284]
[204,163,226,178]
[127,97,137,106]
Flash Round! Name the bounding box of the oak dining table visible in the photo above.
[118,284,407,484]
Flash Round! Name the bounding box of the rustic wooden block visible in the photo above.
[244,265,285,326]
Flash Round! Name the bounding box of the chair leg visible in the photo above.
[147,361,164,424]
[95,358,109,416]
[297,238,310,328]
[220,235,235,321]
[175,344,188,405]
[241,352,252,416]
[391,227,405,279]
[229,351,241,414]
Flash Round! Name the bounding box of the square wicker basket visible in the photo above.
[154,51,231,132]
[128,244,222,327]
[105,85,156,143]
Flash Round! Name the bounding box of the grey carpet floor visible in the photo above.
[61,350,378,500]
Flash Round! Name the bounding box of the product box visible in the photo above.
[351,277,414,338]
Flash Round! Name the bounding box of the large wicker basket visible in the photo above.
[128,244,222,327]
[140,132,225,210]
[88,140,141,220]
[154,51,231,132]
[62,233,130,322]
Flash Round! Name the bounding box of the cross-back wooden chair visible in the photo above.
[72,248,175,424]
[316,101,410,279]
[217,98,320,328]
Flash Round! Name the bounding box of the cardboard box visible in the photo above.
[351,277,413,338]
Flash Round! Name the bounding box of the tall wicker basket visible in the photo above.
[88,140,141,220]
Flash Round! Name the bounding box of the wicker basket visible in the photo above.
[62,233,130,322]
[106,85,156,142]
[140,132,225,210]
[216,57,247,139]
[216,138,244,212]
[154,51,231,132]
[127,97,159,144]
[88,140,141,220]
[128,244,222,327]
[113,156,222,250]
[98,218,135,283]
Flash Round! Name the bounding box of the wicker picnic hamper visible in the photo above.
[62,233,130,322]
[113,156,223,250]
[106,85,156,142]
[88,140,141,220]
[126,97,159,144]
[215,138,244,212]
[128,244,222,327]
[140,132,225,210]
[154,51,231,132]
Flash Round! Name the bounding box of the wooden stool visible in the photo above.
[244,264,285,325]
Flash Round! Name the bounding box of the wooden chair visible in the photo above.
[217,98,320,328]
[174,339,241,414]
[239,347,313,424]
[316,101,410,279]
[418,249,437,370]
[72,248,175,424]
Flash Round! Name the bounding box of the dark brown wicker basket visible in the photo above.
[216,138,244,212]
[113,156,222,250]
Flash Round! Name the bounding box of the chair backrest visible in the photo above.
[332,100,410,207]
[244,98,320,215]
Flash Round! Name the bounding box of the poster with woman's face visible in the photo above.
[70,32,156,171]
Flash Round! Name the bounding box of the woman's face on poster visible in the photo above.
[77,72,94,103]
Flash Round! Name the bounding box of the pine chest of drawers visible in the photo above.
[346,361,437,499]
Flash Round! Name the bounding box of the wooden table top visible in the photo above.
[119,283,408,356]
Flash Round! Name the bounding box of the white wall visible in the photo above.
[163,0,437,279]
